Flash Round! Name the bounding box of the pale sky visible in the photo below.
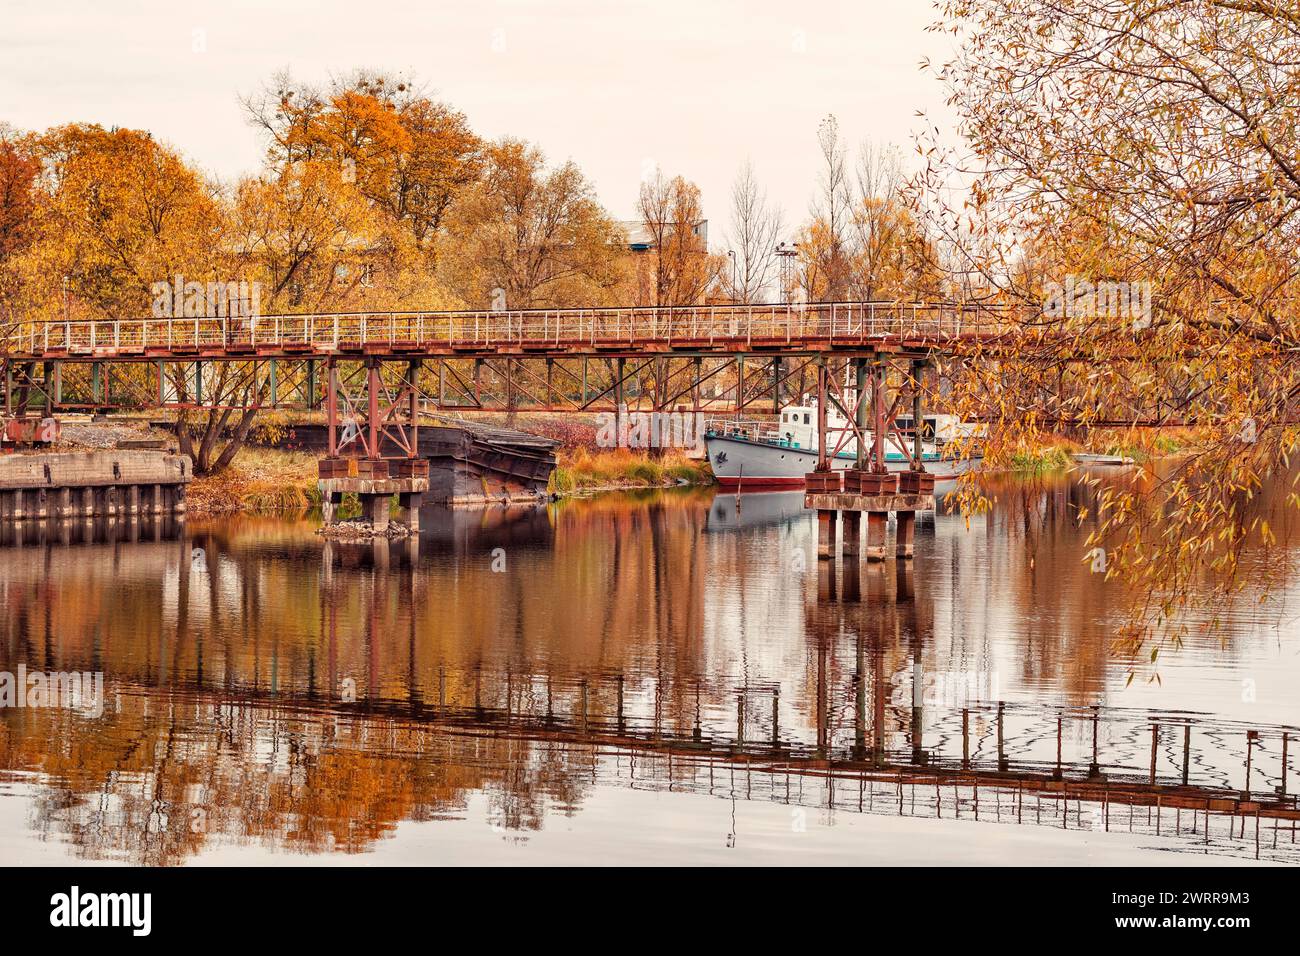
[2,0,956,242]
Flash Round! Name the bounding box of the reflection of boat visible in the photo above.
[418,502,554,552]
[704,403,980,490]
[704,490,808,532]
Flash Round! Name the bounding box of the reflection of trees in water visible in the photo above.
[3,481,1298,862]
[6,695,613,863]
[970,467,1300,666]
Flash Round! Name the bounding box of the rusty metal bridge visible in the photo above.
[5,301,1012,360]
[1,300,1016,536]
[0,301,1011,419]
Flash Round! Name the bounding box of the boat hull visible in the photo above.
[705,433,977,490]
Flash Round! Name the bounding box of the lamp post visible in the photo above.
[776,242,798,303]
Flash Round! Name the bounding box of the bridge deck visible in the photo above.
[5,301,1018,361]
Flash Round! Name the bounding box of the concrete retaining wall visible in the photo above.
[0,450,190,519]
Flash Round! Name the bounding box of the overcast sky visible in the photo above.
[3,0,956,241]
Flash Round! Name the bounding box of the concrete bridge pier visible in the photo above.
[841,511,861,556]
[363,491,390,533]
[896,512,916,558]
[865,512,888,561]
[317,457,429,536]
[395,492,423,532]
[807,490,934,563]
[816,508,837,560]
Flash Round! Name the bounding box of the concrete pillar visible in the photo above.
[841,511,861,556]
[817,509,838,560]
[364,493,390,532]
[126,484,140,516]
[896,511,916,558]
[55,487,72,519]
[865,512,888,561]
[397,492,423,531]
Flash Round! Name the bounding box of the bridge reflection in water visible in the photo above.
[0,486,1297,864]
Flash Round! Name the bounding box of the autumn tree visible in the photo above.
[846,143,941,300]
[0,125,38,330]
[795,131,939,303]
[922,0,1300,657]
[244,71,481,254]
[4,125,262,472]
[636,169,722,307]
[438,138,627,310]
[21,124,222,319]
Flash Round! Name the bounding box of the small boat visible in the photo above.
[1072,452,1135,466]
[703,402,980,490]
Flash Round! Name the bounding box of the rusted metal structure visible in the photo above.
[0,300,1009,414]
[244,419,559,503]
[805,355,935,560]
[420,421,557,503]
[2,301,997,535]
[316,357,428,532]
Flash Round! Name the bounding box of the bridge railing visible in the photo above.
[7,301,1019,355]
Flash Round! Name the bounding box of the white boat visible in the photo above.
[1072,452,1135,466]
[704,402,980,490]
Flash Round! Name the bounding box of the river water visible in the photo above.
[2,469,1298,865]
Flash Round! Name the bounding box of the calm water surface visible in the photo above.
[2,470,1299,865]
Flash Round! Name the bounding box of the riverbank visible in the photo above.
[185,445,715,514]
[187,448,321,514]
[548,448,713,495]
[44,416,1192,514]
[997,428,1196,474]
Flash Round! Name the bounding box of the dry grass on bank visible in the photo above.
[550,448,713,494]
[997,428,1199,473]
[188,448,319,514]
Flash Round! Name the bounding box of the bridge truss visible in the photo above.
[0,302,1015,489]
